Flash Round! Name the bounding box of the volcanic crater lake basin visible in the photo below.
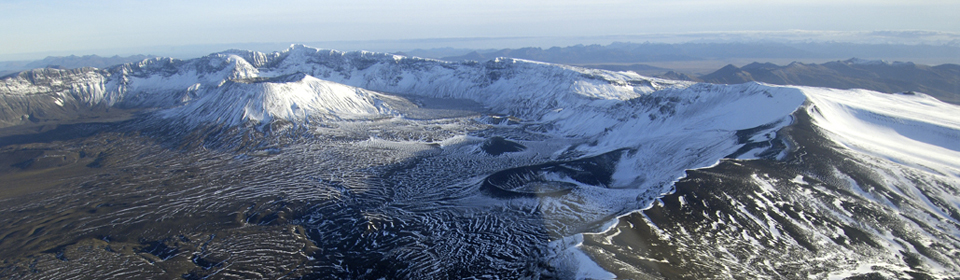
[0,107,649,278]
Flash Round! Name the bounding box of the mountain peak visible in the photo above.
[163,73,394,126]
[741,62,779,70]
[698,64,754,84]
[718,64,741,71]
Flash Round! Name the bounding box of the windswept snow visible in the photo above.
[804,88,960,177]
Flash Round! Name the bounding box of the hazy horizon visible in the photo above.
[3,30,960,62]
[2,0,959,60]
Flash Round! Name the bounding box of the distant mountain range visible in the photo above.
[423,43,960,105]
[0,54,156,77]
[663,58,960,105]
[436,42,960,64]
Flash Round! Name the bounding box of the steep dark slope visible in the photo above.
[583,107,960,279]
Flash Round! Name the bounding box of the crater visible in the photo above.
[480,136,526,156]
[481,149,627,198]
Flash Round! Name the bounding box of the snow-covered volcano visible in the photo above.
[0,45,958,279]
[0,44,673,128]
[162,72,395,126]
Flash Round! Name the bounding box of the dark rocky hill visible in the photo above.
[689,59,960,105]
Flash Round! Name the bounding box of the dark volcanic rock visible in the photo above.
[581,108,960,279]
[481,149,626,198]
[480,136,525,156]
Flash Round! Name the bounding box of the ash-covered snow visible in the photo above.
[2,45,959,279]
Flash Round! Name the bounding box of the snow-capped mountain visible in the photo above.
[0,45,958,279]
[161,72,395,126]
[0,44,676,128]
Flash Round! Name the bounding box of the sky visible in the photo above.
[1,0,959,60]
